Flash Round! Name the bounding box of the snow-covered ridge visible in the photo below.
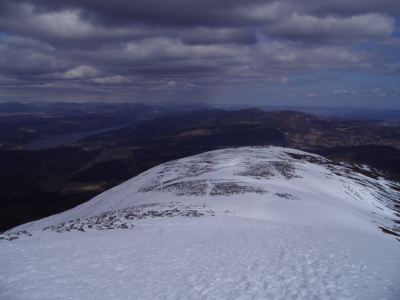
[5,146,399,240]
[1,146,400,300]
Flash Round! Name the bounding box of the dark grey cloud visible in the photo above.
[261,13,394,43]
[0,36,67,76]
[1,1,397,43]
[295,0,400,16]
[0,0,399,106]
[6,0,400,25]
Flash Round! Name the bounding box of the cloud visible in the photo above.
[294,0,400,17]
[91,75,130,84]
[263,13,394,43]
[0,3,137,44]
[0,36,65,76]
[333,89,355,96]
[0,0,398,106]
[63,65,100,79]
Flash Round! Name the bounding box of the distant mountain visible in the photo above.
[82,108,400,170]
[2,147,399,299]
[0,101,211,117]
[260,106,400,121]
[0,102,31,113]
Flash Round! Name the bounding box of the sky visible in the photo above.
[0,0,399,108]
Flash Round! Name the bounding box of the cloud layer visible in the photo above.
[0,0,399,106]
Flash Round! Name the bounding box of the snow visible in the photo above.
[1,146,399,299]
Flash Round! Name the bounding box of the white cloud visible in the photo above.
[0,3,134,40]
[64,65,99,79]
[122,38,242,60]
[92,75,130,84]
[333,89,355,95]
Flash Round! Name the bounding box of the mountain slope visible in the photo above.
[1,146,399,300]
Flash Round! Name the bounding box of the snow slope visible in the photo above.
[1,146,399,300]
